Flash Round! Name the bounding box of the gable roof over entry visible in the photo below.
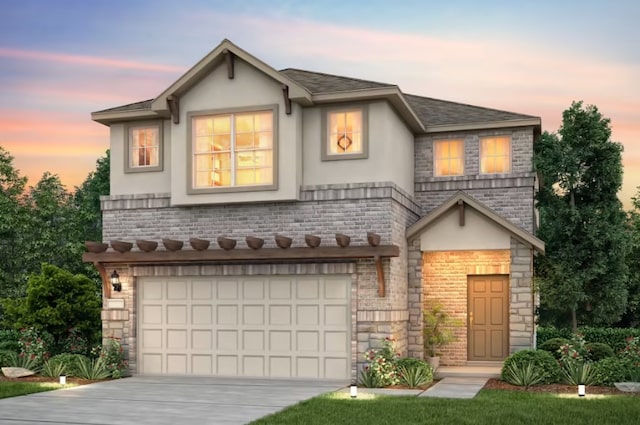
[407,192,545,253]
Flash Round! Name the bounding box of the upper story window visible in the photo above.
[321,106,368,160]
[190,106,276,191]
[125,122,163,173]
[434,139,464,176]
[480,136,511,174]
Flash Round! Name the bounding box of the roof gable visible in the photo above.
[407,191,545,253]
[150,39,312,112]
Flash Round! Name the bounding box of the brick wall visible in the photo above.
[422,249,511,366]
[414,127,536,232]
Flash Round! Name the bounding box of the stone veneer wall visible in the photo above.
[422,249,511,366]
[99,182,420,377]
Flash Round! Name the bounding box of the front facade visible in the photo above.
[87,39,544,381]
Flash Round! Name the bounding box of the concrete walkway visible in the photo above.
[420,377,489,399]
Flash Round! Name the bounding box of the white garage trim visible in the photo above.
[138,275,351,379]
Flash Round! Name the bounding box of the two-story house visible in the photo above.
[86,39,544,381]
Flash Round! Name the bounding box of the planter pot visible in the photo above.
[275,234,292,249]
[217,237,237,250]
[246,236,264,250]
[110,240,133,253]
[614,382,640,392]
[335,233,351,248]
[136,239,158,252]
[162,238,184,252]
[189,238,210,251]
[367,232,381,247]
[425,356,440,371]
[305,234,321,248]
[85,241,108,253]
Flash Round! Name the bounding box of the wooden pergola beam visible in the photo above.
[84,244,398,297]
[83,245,399,264]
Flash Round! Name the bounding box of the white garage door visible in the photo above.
[138,275,351,379]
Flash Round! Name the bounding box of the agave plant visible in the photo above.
[503,361,544,388]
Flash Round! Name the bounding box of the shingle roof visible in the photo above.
[94,68,539,129]
[404,94,537,127]
[93,99,153,114]
[280,68,394,93]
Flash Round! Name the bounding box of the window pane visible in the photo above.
[235,114,254,132]
[236,133,253,150]
[255,132,272,148]
[195,136,212,153]
[194,118,212,136]
[195,154,213,171]
[254,150,272,167]
[236,168,256,186]
[213,116,231,133]
[255,167,272,184]
[130,127,159,167]
[328,110,363,155]
[254,112,272,131]
[213,134,230,150]
[236,152,254,168]
[346,111,362,133]
[213,153,231,170]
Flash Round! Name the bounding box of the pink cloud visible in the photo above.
[0,47,184,73]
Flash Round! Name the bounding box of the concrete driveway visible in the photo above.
[0,376,347,425]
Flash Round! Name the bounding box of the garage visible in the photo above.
[138,275,351,379]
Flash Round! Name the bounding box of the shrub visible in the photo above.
[398,362,433,388]
[537,327,640,352]
[48,354,88,377]
[41,360,67,378]
[5,351,40,371]
[502,362,545,388]
[562,361,596,385]
[0,329,19,345]
[538,338,570,359]
[0,264,101,350]
[18,327,53,367]
[592,357,631,386]
[75,356,110,380]
[359,366,382,388]
[100,338,128,378]
[61,328,90,356]
[585,342,614,361]
[396,357,427,369]
[0,341,19,352]
[362,338,400,387]
[501,350,561,384]
[620,336,640,365]
[0,349,16,366]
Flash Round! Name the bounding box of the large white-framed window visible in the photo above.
[321,105,368,160]
[188,105,277,192]
[480,136,511,174]
[125,121,163,173]
[434,139,464,176]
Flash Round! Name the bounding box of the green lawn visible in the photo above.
[0,382,72,399]
[251,390,640,425]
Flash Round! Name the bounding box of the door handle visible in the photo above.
[469,311,474,326]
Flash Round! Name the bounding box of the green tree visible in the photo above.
[73,150,110,243]
[535,101,628,330]
[0,147,29,298]
[1,263,102,349]
[622,189,640,327]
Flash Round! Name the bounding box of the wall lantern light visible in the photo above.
[110,270,122,292]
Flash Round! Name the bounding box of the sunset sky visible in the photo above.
[1,0,639,207]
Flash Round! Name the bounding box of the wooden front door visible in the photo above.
[468,275,509,361]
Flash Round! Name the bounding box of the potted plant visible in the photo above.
[423,302,457,370]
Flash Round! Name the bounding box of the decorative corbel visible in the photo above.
[94,262,111,299]
[458,199,465,226]
[224,49,235,79]
[281,85,292,115]
[375,255,385,297]
[167,95,180,124]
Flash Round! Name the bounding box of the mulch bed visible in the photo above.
[483,378,640,396]
[0,375,100,386]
